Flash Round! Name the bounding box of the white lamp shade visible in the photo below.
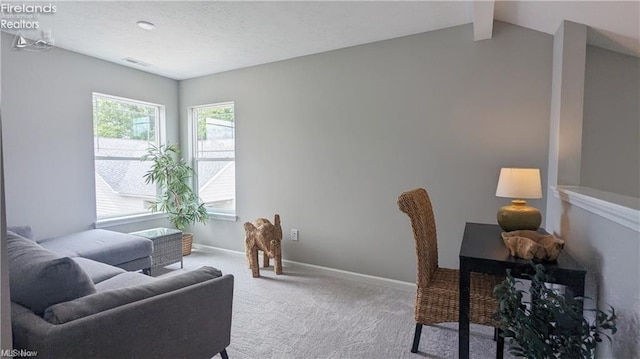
[495,168,542,199]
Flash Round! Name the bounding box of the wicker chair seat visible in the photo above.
[415,267,502,327]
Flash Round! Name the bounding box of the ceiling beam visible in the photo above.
[473,0,495,41]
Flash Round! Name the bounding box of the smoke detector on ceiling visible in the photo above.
[137,21,156,31]
[122,57,151,67]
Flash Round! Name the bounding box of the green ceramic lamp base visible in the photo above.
[497,200,542,232]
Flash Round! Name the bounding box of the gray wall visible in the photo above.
[181,22,553,282]
[562,206,640,357]
[546,21,639,358]
[0,32,179,240]
[581,45,640,198]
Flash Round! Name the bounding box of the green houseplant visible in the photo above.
[142,144,208,255]
[494,263,617,359]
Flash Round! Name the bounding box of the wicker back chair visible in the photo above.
[398,188,504,357]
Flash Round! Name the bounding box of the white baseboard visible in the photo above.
[193,243,416,292]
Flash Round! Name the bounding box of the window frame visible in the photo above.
[92,92,166,221]
[188,101,236,218]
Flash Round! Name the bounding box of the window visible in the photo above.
[93,93,164,219]
[191,102,235,214]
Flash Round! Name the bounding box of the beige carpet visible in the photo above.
[154,249,514,359]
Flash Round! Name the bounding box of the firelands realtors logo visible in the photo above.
[1,3,56,51]
[1,3,56,29]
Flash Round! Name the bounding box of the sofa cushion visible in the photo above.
[44,266,223,324]
[72,257,127,284]
[7,233,96,315]
[38,229,153,266]
[95,272,157,292]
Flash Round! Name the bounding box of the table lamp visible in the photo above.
[495,168,543,232]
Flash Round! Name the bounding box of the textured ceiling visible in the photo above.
[2,1,639,80]
[8,1,472,80]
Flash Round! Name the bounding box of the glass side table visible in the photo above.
[130,227,183,275]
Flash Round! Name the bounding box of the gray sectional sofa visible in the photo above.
[37,228,154,272]
[7,228,234,359]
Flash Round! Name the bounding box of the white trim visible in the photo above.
[192,244,243,256]
[95,212,167,229]
[92,92,165,147]
[92,92,167,220]
[96,210,235,228]
[94,155,146,161]
[187,104,195,163]
[473,0,495,41]
[193,244,416,291]
[93,92,164,108]
[552,186,640,232]
[208,212,237,222]
[190,101,235,111]
[189,101,237,215]
[284,259,415,292]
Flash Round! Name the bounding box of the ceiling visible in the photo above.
[3,1,639,80]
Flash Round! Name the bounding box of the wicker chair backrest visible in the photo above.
[397,188,439,288]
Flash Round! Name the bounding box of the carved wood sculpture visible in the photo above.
[501,230,565,262]
[244,214,283,278]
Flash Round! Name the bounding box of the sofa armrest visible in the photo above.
[12,274,234,359]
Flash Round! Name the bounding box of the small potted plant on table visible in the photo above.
[142,144,208,255]
[494,263,617,359]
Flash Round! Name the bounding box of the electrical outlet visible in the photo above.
[291,229,298,241]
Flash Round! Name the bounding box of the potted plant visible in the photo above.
[494,263,617,359]
[142,144,208,255]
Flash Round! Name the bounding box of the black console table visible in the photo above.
[458,222,586,359]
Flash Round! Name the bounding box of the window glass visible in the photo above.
[93,94,162,219]
[192,103,235,213]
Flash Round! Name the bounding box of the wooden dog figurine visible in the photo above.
[244,214,283,278]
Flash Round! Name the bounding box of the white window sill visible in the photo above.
[208,212,237,222]
[95,212,167,229]
[551,186,640,232]
[96,211,237,229]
